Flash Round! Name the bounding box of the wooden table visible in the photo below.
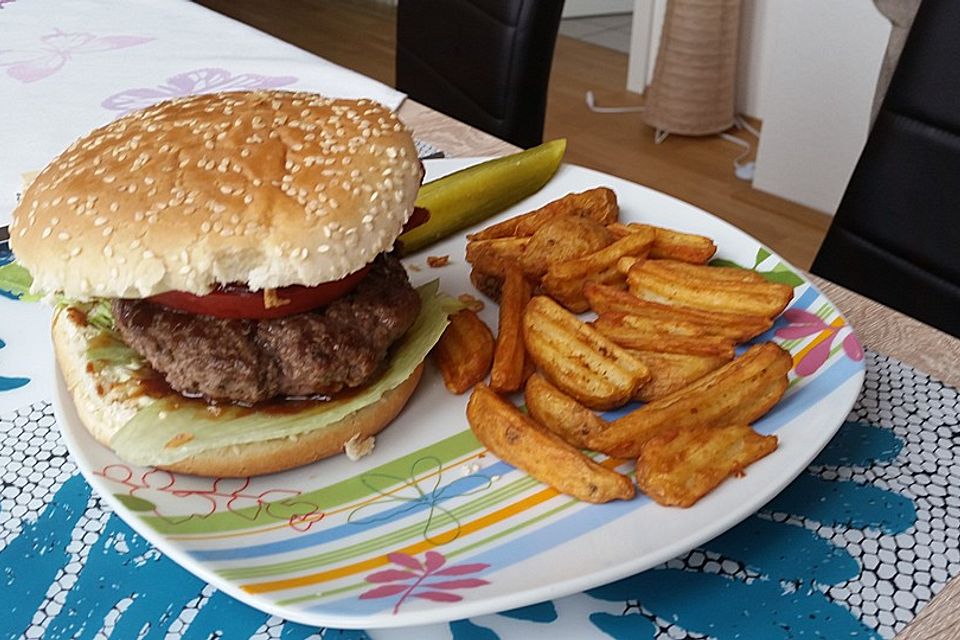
[398,98,960,640]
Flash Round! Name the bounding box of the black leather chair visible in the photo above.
[811,0,960,337]
[396,0,565,149]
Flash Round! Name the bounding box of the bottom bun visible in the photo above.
[53,306,424,477]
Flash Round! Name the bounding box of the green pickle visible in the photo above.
[398,138,566,255]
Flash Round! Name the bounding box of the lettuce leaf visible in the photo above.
[0,261,41,301]
[85,298,116,332]
[110,280,459,466]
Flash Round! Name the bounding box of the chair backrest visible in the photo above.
[396,0,565,149]
[811,0,960,337]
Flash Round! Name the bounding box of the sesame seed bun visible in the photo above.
[53,305,425,477]
[10,91,423,300]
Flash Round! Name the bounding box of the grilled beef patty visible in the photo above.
[112,254,421,404]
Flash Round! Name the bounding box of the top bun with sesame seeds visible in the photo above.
[9,90,423,300]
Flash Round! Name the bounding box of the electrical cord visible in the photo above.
[585,90,646,113]
[585,90,758,181]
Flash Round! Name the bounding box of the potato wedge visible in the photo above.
[608,222,716,264]
[541,229,654,312]
[636,423,778,507]
[584,283,772,342]
[433,310,496,394]
[645,259,768,284]
[490,266,533,393]
[627,260,794,318]
[525,373,610,449]
[617,255,641,275]
[520,214,613,279]
[592,312,736,358]
[628,350,732,401]
[586,343,791,457]
[467,385,635,503]
[469,187,619,241]
[523,296,650,409]
[465,237,530,277]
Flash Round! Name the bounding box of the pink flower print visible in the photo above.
[101,68,298,114]
[361,551,490,614]
[775,308,863,377]
[842,332,864,361]
[0,29,153,83]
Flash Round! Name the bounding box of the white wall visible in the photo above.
[736,0,769,119]
[751,1,890,213]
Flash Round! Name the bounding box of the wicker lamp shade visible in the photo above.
[643,0,742,137]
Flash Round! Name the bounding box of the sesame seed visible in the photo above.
[70,246,82,257]
[57,231,70,241]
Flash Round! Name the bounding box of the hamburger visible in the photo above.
[9,90,454,477]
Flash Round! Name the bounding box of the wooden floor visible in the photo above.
[197,0,831,269]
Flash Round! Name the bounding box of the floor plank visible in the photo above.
[196,0,831,268]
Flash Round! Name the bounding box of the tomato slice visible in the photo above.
[148,210,429,320]
[402,206,430,235]
[148,265,372,319]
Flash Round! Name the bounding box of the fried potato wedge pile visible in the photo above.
[440,185,801,508]
[467,385,634,503]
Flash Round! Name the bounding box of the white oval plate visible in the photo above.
[55,159,865,630]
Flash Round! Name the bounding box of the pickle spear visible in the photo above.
[398,138,566,255]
